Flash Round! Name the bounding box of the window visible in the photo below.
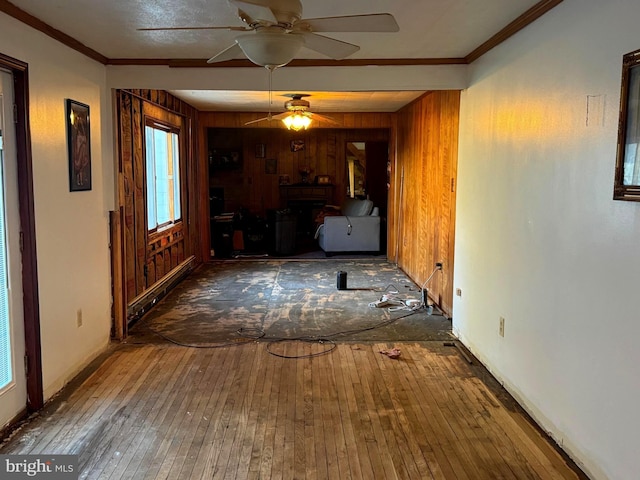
[0,116,12,391]
[145,122,181,230]
[614,48,640,200]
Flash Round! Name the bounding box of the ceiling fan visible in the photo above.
[246,94,337,130]
[139,0,399,69]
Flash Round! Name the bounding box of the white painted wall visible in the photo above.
[0,13,113,401]
[455,1,640,479]
[106,64,468,92]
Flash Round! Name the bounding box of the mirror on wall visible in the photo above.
[346,142,366,198]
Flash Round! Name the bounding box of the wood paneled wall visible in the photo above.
[201,112,394,129]
[199,105,460,317]
[205,127,390,213]
[113,89,200,335]
[112,93,459,325]
[198,112,393,259]
[389,91,460,316]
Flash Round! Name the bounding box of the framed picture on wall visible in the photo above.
[210,149,242,171]
[290,139,305,152]
[279,174,290,185]
[66,99,92,191]
[265,158,277,174]
[614,48,640,200]
[255,143,266,158]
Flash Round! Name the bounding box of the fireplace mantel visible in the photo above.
[279,184,334,207]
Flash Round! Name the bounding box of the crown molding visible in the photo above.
[106,57,468,68]
[0,0,108,64]
[465,0,563,63]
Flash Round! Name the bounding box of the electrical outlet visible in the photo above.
[456,288,462,297]
[499,317,505,337]
[77,309,83,328]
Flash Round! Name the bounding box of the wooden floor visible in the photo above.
[1,341,585,479]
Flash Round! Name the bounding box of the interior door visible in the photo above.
[0,68,27,427]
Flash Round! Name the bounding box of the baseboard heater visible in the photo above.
[126,255,196,325]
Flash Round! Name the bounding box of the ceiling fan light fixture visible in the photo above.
[236,30,304,68]
[283,113,312,131]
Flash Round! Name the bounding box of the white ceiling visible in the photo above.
[169,90,427,112]
[4,0,547,112]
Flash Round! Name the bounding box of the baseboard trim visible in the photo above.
[127,255,196,323]
[0,408,28,443]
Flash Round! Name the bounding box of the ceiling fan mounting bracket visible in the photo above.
[284,94,310,111]
[236,0,302,26]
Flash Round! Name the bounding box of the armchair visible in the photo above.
[314,198,381,255]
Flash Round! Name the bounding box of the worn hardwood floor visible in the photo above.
[2,341,584,479]
[1,261,587,479]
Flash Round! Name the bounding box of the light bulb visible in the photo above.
[283,113,312,131]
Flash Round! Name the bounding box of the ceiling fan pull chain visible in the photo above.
[268,66,273,111]
[265,65,275,119]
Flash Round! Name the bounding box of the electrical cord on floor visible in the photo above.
[132,312,373,357]
[233,309,424,359]
[134,303,446,358]
[382,284,400,294]
[138,324,260,349]
[419,264,443,310]
[369,287,429,312]
[324,309,420,338]
[236,327,338,358]
[126,313,263,349]
[367,267,442,313]
[265,339,337,358]
[129,276,442,358]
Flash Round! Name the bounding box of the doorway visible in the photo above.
[0,54,43,427]
[346,140,389,250]
[0,68,26,426]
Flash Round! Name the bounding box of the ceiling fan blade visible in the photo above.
[301,32,360,60]
[271,112,291,121]
[309,112,340,125]
[230,0,278,24]
[138,26,248,31]
[207,43,244,63]
[244,116,272,125]
[299,13,399,33]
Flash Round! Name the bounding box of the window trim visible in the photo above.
[614,48,640,201]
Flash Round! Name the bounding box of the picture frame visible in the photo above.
[279,174,290,185]
[316,175,331,185]
[66,99,91,191]
[255,143,266,158]
[290,139,305,152]
[209,149,242,171]
[265,158,277,174]
[614,48,640,201]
